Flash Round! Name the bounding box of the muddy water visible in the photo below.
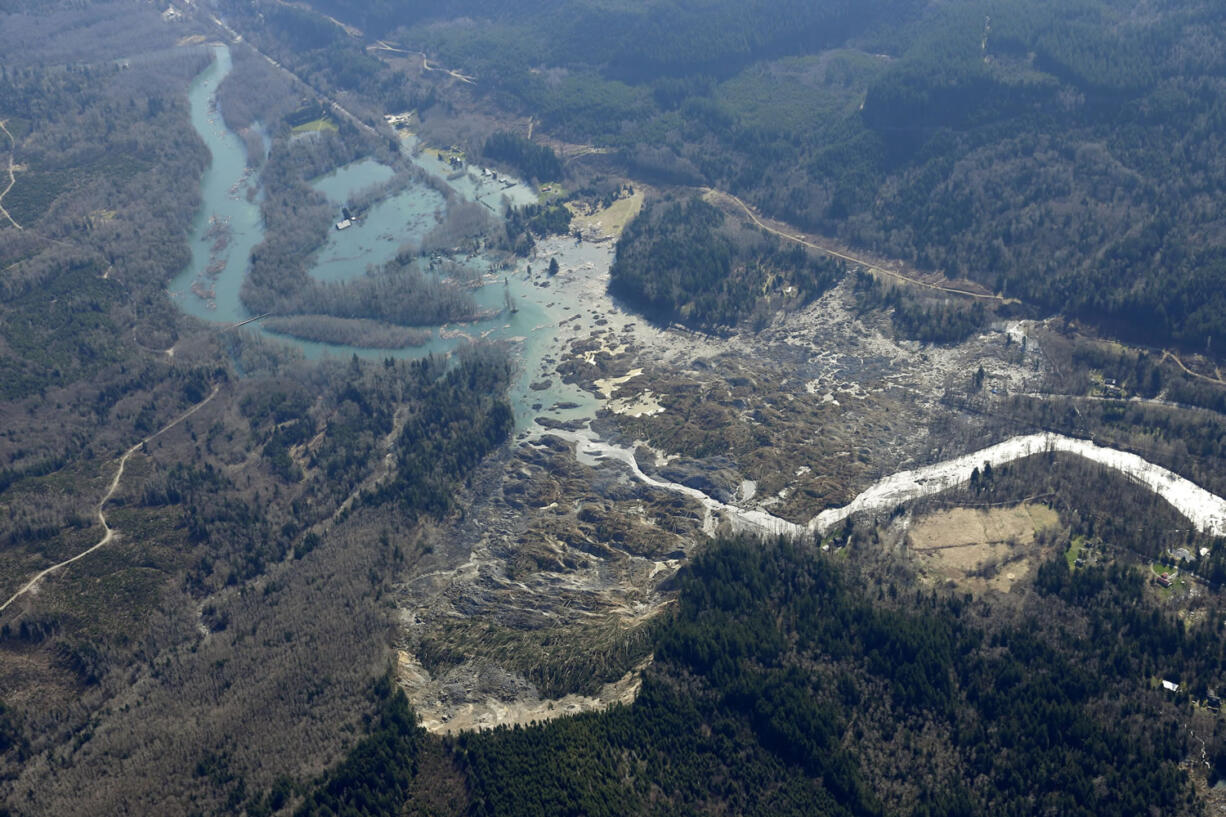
[170,48,1226,536]
[170,45,601,429]
[808,432,1226,536]
[556,429,807,539]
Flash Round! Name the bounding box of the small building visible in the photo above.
[1157,573,1173,588]
[383,112,414,129]
[335,219,352,231]
[1162,680,1180,693]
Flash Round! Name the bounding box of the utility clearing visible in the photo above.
[0,119,23,230]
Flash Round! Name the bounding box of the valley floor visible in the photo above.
[393,222,1226,730]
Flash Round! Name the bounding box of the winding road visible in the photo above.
[0,384,220,613]
[419,53,476,84]
[0,119,22,231]
[367,41,477,84]
[1162,349,1226,387]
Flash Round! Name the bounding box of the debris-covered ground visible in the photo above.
[393,241,1055,730]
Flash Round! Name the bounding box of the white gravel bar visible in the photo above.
[811,432,1226,535]
[561,430,1226,540]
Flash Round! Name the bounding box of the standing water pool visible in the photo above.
[170,45,604,431]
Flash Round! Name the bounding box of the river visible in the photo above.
[807,432,1226,536]
[170,45,602,429]
[172,47,1226,540]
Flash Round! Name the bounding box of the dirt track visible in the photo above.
[0,385,220,613]
[0,120,22,230]
[1162,349,1226,386]
[703,188,1016,304]
[368,41,476,84]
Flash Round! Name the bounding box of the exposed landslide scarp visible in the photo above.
[392,433,704,732]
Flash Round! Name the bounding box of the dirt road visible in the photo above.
[367,41,476,84]
[421,53,476,84]
[0,384,220,613]
[271,0,362,38]
[312,402,410,534]
[202,12,379,139]
[704,188,1016,304]
[0,119,22,230]
[1162,349,1226,386]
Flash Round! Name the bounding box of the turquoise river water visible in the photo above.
[169,45,603,431]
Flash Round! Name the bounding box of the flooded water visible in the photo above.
[170,45,601,429]
[309,158,443,283]
[405,134,539,212]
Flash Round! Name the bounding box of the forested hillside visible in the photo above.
[611,197,845,330]
[0,3,516,813]
[285,536,1216,817]
[460,539,1208,816]
[270,0,1226,355]
[6,0,1226,814]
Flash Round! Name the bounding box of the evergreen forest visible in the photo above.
[288,537,1218,817]
[6,1,1226,815]
[251,0,1226,357]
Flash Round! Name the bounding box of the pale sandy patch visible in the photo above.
[594,368,642,399]
[567,190,644,240]
[399,650,647,734]
[609,390,664,417]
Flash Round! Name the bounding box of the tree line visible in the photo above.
[610,196,845,331]
[289,532,1214,816]
[269,0,1226,359]
[482,132,561,183]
